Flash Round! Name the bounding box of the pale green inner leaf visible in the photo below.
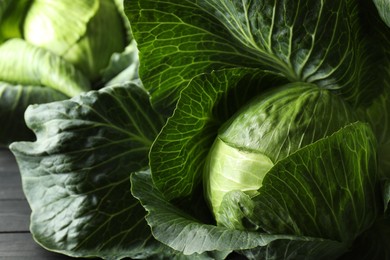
[23,0,98,56]
[0,38,90,96]
[204,137,273,221]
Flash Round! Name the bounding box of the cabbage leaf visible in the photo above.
[133,122,378,258]
[126,0,380,112]
[10,83,168,259]
[6,0,390,258]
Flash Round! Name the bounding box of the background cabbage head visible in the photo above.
[0,0,132,145]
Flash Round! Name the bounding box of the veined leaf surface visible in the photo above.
[131,170,346,259]
[150,68,286,200]
[126,0,372,112]
[248,123,379,243]
[10,83,167,259]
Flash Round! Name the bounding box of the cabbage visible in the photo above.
[7,0,390,259]
[0,0,134,145]
[204,83,358,224]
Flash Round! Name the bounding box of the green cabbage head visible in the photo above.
[23,0,127,81]
[0,0,131,145]
[1,0,128,83]
[204,83,359,224]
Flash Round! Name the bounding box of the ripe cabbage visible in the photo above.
[7,0,390,259]
[0,0,133,144]
[204,83,359,224]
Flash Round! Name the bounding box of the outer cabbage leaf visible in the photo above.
[131,170,346,259]
[9,83,169,259]
[149,68,287,200]
[198,1,361,88]
[126,0,375,112]
[357,1,390,210]
[0,82,67,145]
[100,40,140,86]
[241,122,379,244]
[125,0,260,112]
[357,0,390,145]
[360,87,390,210]
[218,84,358,162]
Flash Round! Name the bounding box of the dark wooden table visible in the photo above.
[0,147,75,259]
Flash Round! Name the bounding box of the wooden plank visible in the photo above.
[0,148,30,233]
[0,148,19,173]
[0,148,25,200]
[0,233,74,259]
[0,171,25,200]
[0,200,30,232]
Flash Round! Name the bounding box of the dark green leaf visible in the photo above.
[150,68,286,200]
[240,238,346,260]
[360,88,390,185]
[125,0,270,111]
[356,1,390,212]
[126,0,374,111]
[198,0,361,87]
[10,83,167,259]
[100,40,139,86]
[356,1,390,177]
[247,122,379,243]
[131,171,346,259]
